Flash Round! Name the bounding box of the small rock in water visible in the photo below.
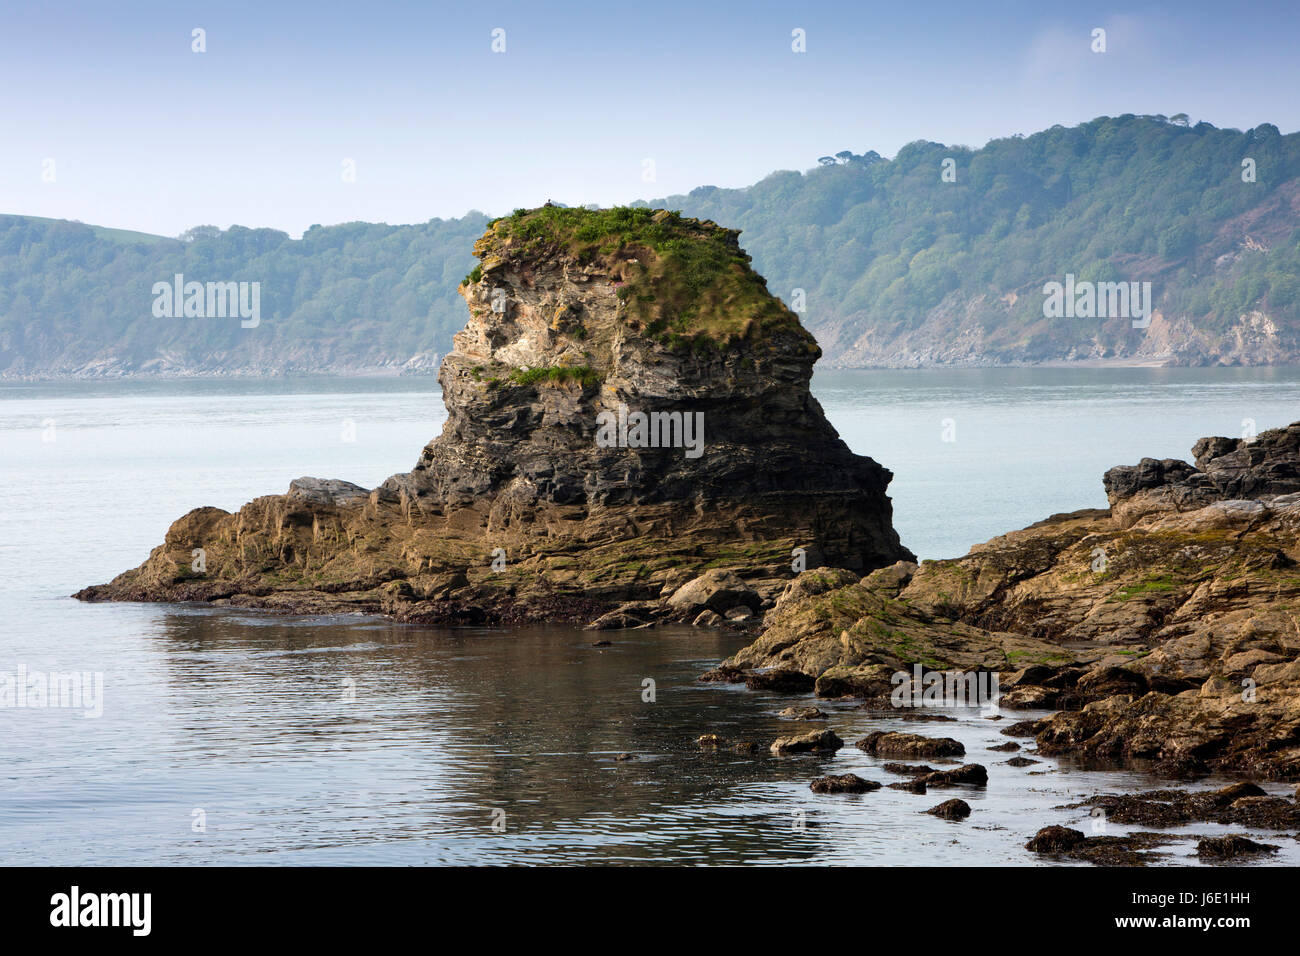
[770,729,844,755]
[854,731,965,758]
[810,773,880,794]
[989,741,1021,752]
[921,764,988,787]
[926,799,971,820]
[1003,756,1040,767]
[1026,826,1087,852]
[614,753,635,762]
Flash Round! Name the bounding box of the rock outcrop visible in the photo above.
[712,422,1300,780]
[76,207,911,624]
[1104,422,1300,526]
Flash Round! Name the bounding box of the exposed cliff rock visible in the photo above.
[714,422,1300,780]
[822,303,1300,369]
[76,207,911,623]
[1104,422,1300,525]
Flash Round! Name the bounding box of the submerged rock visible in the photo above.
[888,778,928,794]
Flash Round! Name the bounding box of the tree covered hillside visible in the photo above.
[649,114,1300,365]
[3,115,1299,375]
[0,214,488,376]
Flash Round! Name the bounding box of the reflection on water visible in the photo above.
[5,610,1295,865]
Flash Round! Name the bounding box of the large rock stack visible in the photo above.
[78,207,911,624]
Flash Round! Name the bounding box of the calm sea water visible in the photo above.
[2,368,1299,865]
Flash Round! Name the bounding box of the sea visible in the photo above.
[2,367,1298,864]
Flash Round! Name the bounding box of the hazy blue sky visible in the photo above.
[3,0,1297,237]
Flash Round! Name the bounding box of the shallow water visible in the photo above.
[2,368,1298,865]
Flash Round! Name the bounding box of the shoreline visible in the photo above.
[9,359,1300,384]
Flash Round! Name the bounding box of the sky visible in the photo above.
[2,0,1298,238]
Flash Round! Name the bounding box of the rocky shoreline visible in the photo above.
[78,207,1300,862]
[708,423,1300,781]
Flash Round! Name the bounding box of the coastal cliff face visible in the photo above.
[716,422,1300,780]
[816,302,1300,369]
[77,207,911,623]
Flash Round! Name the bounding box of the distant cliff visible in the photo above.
[6,116,1300,377]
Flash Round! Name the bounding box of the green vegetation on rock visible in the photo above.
[505,365,602,389]
[481,205,808,352]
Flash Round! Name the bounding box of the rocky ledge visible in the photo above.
[77,206,910,624]
[711,422,1300,780]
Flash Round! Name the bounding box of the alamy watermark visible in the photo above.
[1043,274,1152,328]
[1,664,103,718]
[50,886,150,936]
[152,273,261,328]
[595,403,704,459]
